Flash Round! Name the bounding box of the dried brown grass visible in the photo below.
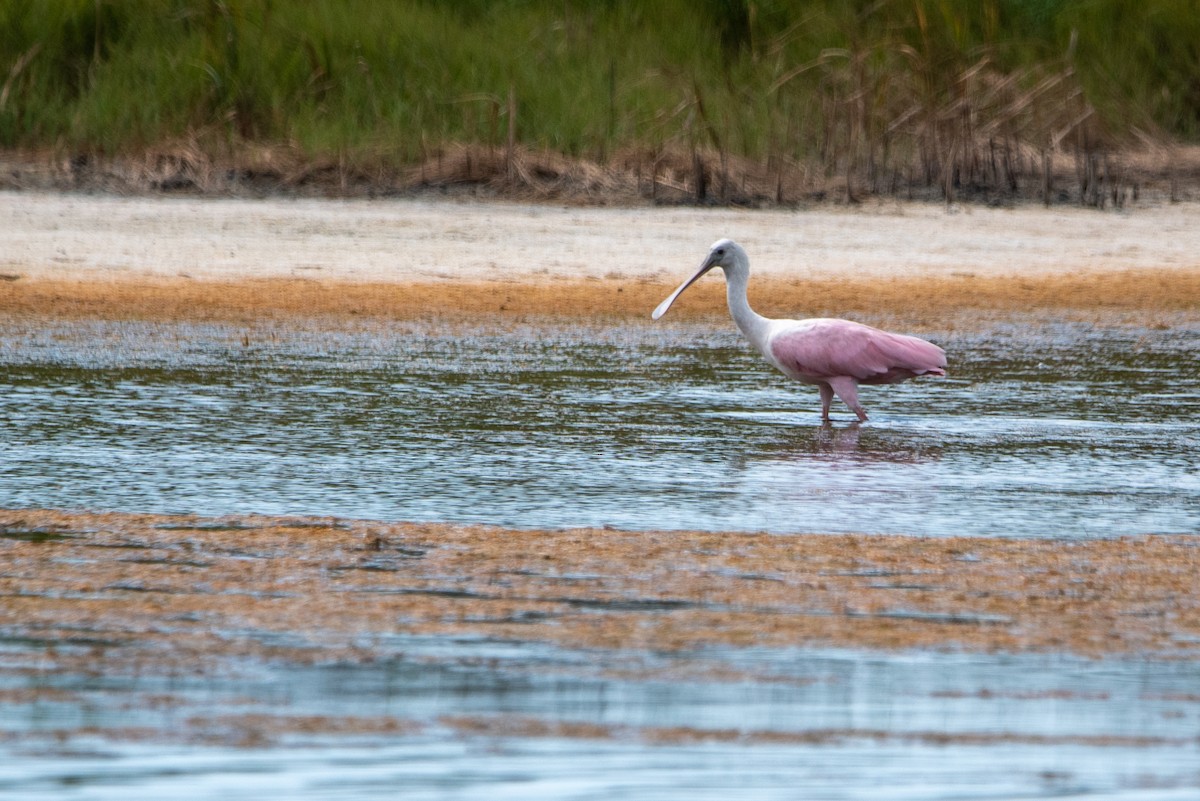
[4,141,1200,205]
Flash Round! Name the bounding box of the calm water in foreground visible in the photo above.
[2,315,1198,799]
[4,636,1200,800]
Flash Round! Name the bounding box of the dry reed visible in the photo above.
[3,140,1198,207]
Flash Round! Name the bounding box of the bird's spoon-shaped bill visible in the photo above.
[652,260,715,320]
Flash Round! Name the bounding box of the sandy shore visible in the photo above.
[4,190,1200,284]
[3,191,1200,325]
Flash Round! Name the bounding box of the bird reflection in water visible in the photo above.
[747,420,941,467]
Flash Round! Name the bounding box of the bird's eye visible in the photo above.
[716,248,725,256]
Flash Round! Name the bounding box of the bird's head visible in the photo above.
[704,238,743,270]
[651,238,745,320]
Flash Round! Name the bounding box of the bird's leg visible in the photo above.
[818,383,834,421]
[827,377,868,422]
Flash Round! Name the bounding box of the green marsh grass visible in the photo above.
[1,1,1196,202]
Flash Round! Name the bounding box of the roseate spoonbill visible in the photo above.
[652,239,946,422]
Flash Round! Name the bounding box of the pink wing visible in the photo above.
[769,319,947,385]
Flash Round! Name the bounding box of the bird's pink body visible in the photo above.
[652,239,946,422]
[766,318,946,421]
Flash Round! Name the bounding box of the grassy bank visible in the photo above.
[3,1,1199,204]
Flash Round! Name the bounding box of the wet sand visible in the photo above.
[4,268,1200,330]
[3,508,1197,665]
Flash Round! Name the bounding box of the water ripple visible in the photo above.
[2,319,1197,538]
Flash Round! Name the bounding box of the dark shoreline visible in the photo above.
[4,144,1199,208]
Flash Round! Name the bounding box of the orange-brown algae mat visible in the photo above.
[2,508,1198,673]
[2,269,1200,327]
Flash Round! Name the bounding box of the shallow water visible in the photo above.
[2,317,1197,538]
[4,635,1200,800]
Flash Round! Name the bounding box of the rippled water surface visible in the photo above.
[2,317,1198,538]
[3,314,1200,800]
[4,635,1200,800]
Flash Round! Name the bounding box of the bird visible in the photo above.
[652,238,946,422]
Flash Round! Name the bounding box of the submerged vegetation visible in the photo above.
[2,0,1198,204]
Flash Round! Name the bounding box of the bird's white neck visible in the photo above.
[722,257,773,354]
